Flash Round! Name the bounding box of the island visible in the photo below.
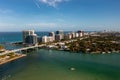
[36,31,120,54]
[0,30,120,65]
[12,30,120,54]
[0,45,26,65]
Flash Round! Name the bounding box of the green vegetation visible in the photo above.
[0,45,5,53]
[0,52,15,59]
[7,52,15,58]
[0,45,4,50]
[66,35,120,53]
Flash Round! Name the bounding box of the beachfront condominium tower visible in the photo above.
[49,32,55,36]
[22,30,34,43]
[77,30,84,37]
[22,30,38,45]
[25,34,38,45]
[55,30,64,40]
[42,36,48,43]
[49,32,55,41]
[56,30,64,35]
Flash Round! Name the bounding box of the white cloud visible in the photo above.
[38,0,69,7]
[33,0,41,8]
[26,22,57,27]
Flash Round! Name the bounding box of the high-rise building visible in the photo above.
[22,30,34,43]
[71,32,75,38]
[25,34,38,45]
[64,34,68,40]
[37,37,42,43]
[49,32,55,36]
[42,36,48,43]
[75,32,79,38]
[56,30,64,40]
[67,33,72,39]
[55,34,63,41]
[42,36,54,43]
[22,30,38,45]
[64,33,72,40]
[49,32,55,41]
[56,30,63,35]
[77,30,84,37]
[47,36,54,42]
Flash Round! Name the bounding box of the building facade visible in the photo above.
[42,36,54,43]
[55,34,63,41]
[22,30,38,45]
[49,32,55,41]
[55,30,64,40]
[25,34,38,45]
[42,36,48,43]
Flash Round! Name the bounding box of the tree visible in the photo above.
[0,45,4,50]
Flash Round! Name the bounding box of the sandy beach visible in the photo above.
[0,54,26,65]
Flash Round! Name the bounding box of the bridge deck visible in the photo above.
[0,44,45,56]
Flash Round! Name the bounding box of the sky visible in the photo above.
[0,0,120,31]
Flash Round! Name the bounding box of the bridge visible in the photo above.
[0,44,45,56]
[0,37,86,56]
[11,44,45,52]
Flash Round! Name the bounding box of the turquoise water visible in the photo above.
[0,49,120,80]
[0,32,49,50]
[0,32,49,43]
[0,32,120,80]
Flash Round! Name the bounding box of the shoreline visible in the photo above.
[41,47,120,54]
[0,54,26,65]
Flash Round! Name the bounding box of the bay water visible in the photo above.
[0,32,120,80]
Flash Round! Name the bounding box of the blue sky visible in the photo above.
[0,0,120,31]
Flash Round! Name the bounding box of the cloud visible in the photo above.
[33,0,41,8]
[26,22,57,27]
[38,0,69,8]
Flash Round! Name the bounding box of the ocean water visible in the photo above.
[0,32,120,80]
[0,32,49,50]
[0,32,49,43]
[0,31,73,43]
